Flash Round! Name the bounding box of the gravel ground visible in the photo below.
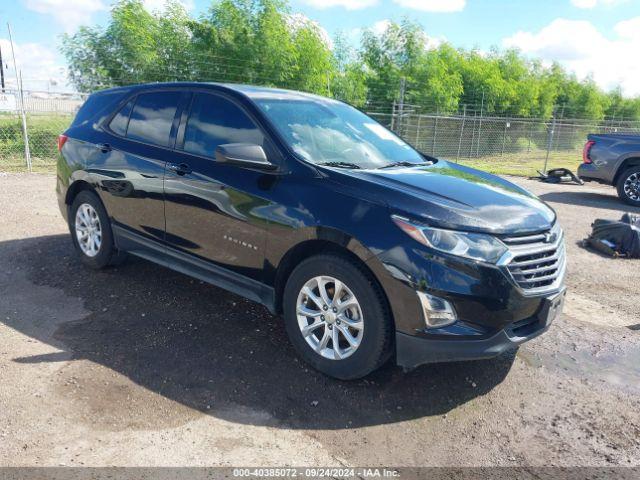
[0,173,639,468]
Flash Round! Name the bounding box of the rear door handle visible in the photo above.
[167,163,192,176]
[96,143,112,153]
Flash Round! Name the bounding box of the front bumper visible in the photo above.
[396,289,565,369]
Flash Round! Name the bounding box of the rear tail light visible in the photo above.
[582,140,595,164]
[57,134,68,152]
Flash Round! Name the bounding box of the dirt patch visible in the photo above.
[0,173,639,467]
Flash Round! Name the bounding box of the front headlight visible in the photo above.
[391,215,508,264]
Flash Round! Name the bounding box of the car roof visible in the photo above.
[95,82,338,103]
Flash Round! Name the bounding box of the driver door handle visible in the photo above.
[167,163,192,176]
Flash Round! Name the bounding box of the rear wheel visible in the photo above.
[70,190,122,269]
[616,166,640,206]
[282,253,393,380]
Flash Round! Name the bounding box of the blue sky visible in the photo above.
[2,0,640,94]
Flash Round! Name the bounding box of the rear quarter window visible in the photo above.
[108,99,134,136]
[70,89,131,129]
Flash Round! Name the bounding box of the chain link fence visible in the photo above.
[370,104,640,176]
[0,90,84,172]
[2,89,640,176]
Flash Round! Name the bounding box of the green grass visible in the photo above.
[456,149,582,177]
[0,155,57,173]
[0,114,71,173]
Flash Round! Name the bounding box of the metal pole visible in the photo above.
[397,77,406,136]
[415,115,422,150]
[0,44,5,92]
[456,105,466,162]
[19,70,31,172]
[469,112,477,159]
[543,113,557,175]
[432,111,438,155]
[8,23,31,172]
[476,89,484,157]
[555,104,565,150]
[501,120,509,157]
[390,100,396,132]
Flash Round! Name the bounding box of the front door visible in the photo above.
[163,92,278,282]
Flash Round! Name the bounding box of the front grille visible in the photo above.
[500,222,566,294]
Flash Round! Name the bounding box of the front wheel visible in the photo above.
[282,254,393,380]
[616,166,640,206]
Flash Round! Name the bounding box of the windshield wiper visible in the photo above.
[377,161,433,170]
[317,161,361,169]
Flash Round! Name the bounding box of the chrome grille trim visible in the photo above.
[498,223,566,295]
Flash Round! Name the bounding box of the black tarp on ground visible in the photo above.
[585,213,640,258]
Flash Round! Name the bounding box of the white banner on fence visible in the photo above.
[0,93,17,112]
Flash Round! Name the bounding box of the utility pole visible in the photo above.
[0,44,5,92]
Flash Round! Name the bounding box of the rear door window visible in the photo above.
[183,93,264,157]
[126,91,182,147]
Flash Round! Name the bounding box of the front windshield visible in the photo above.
[254,97,425,169]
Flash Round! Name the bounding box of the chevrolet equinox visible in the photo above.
[56,83,566,379]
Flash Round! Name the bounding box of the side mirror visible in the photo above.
[215,143,277,171]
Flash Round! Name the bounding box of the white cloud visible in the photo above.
[570,0,624,8]
[299,0,378,10]
[614,16,640,39]
[348,18,445,52]
[571,0,598,7]
[392,0,466,12]
[287,13,333,48]
[0,39,67,91]
[372,19,392,35]
[24,0,106,32]
[504,17,640,96]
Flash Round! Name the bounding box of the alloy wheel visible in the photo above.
[296,275,364,360]
[623,172,640,202]
[75,203,102,257]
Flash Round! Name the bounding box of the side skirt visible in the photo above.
[113,225,276,314]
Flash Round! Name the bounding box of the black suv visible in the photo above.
[56,82,566,379]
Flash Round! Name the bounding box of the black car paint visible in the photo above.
[57,82,563,368]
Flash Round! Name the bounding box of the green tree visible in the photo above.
[60,0,640,121]
[62,0,193,89]
[330,32,367,106]
[62,0,334,94]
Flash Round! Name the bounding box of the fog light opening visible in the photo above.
[417,291,457,329]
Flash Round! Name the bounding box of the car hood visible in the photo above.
[331,161,556,235]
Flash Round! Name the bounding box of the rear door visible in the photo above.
[163,91,279,282]
[97,90,187,245]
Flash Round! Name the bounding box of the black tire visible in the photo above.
[616,166,640,206]
[282,253,393,380]
[69,190,123,269]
